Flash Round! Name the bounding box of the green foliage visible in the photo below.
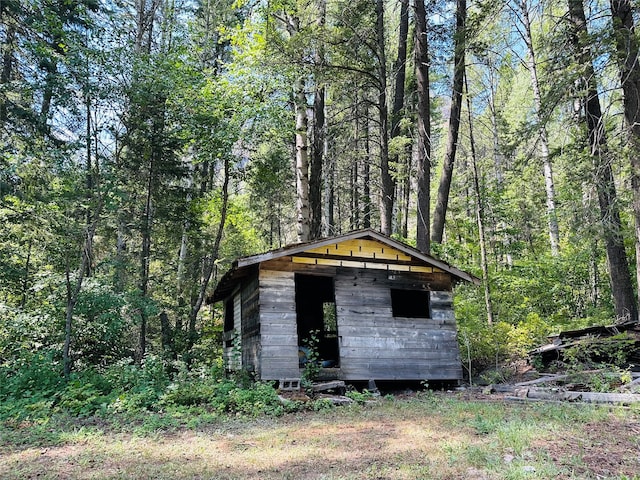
[300,330,321,390]
[0,351,65,420]
[345,389,374,405]
[0,353,308,422]
[56,371,115,417]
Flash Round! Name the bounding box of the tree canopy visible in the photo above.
[2,0,640,389]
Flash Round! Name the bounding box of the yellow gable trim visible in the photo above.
[305,239,412,261]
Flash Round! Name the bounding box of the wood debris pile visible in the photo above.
[486,372,640,404]
[483,320,640,404]
[529,319,640,368]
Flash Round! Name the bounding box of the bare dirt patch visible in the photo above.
[540,418,640,479]
[2,395,639,479]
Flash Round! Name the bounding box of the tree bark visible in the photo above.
[138,160,153,362]
[518,0,560,256]
[310,83,324,239]
[187,155,230,353]
[415,0,431,253]
[363,105,372,229]
[610,0,640,321]
[432,0,466,245]
[391,0,409,237]
[466,74,494,325]
[568,0,637,321]
[310,0,326,240]
[391,0,409,143]
[294,75,311,242]
[0,22,15,124]
[63,203,101,378]
[376,0,393,236]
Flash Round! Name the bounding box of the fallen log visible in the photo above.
[508,387,640,405]
[619,376,640,392]
[514,374,569,386]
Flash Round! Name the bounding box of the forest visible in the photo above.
[2,0,640,417]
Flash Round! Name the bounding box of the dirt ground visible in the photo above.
[539,419,640,479]
[1,393,639,479]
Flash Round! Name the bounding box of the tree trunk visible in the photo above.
[391,0,409,143]
[310,0,326,240]
[376,0,393,236]
[391,0,409,237]
[519,0,560,256]
[294,75,311,242]
[0,22,15,124]
[415,0,431,253]
[402,149,412,238]
[138,166,153,363]
[432,0,466,245]
[568,0,637,321]
[63,204,101,378]
[466,74,494,325]
[310,84,324,239]
[186,155,230,353]
[363,106,372,229]
[610,0,640,321]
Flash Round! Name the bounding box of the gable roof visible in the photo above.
[211,229,480,302]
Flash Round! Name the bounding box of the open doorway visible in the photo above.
[294,274,339,367]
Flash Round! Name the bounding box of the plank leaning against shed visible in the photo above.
[209,229,479,383]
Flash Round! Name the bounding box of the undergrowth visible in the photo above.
[0,355,309,424]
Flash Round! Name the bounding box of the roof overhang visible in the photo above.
[209,229,480,303]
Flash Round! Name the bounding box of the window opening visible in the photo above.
[391,289,430,318]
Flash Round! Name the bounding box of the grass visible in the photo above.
[1,392,639,479]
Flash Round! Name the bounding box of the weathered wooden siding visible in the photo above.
[240,273,260,374]
[258,268,300,380]
[334,269,462,381]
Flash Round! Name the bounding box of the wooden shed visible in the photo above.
[211,229,479,382]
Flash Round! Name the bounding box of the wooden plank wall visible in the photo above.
[258,269,301,380]
[240,274,260,374]
[335,269,462,381]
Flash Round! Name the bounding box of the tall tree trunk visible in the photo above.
[0,22,15,124]
[487,61,503,185]
[402,149,411,238]
[310,0,326,240]
[568,0,637,321]
[325,152,335,235]
[415,0,431,253]
[352,98,360,230]
[294,75,311,242]
[63,201,102,378]
[138,163,153,363]
[186,155,230,353]
[610,0,640,321]
[432,0,466,245]
[310,84,324,239]
[391,0,409,143]
[466,74,494,325]
[363,106,372,229]
[376,0,393,236]
[519,0,560,256]
[391,0,409,237]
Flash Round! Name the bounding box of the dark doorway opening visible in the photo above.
[295,274,339,367]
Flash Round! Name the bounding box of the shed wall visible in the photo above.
[240,273,260,374]
[258,269,300,380]
[334,268,462,381]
